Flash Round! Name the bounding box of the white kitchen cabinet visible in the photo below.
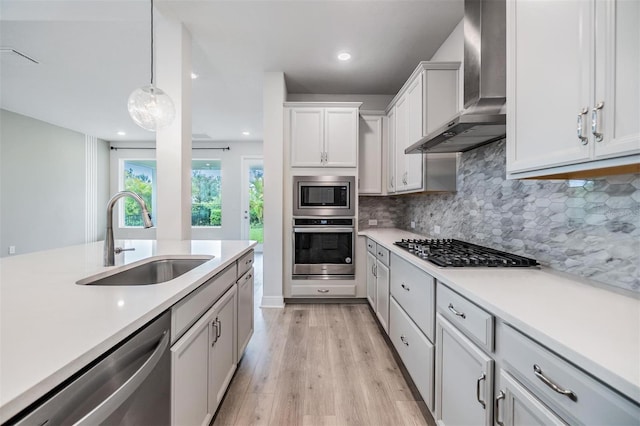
[389,62,460,193]
[366,250,377,309]
[375,259,390,332]
[435,314,494,426]
[358,114,384,194]
[387,107,396,193]
[208,285,237,415]
[495,370,566,426]
[506,0,640,178]
[287,103,361,168]
[237,267,254,362]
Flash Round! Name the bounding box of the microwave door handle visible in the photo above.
[293,228,354,233]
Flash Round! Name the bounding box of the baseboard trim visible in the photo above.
[260,295,285,308]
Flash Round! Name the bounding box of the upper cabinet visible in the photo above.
[388,62,461,194]
[286,102,361,168]
[359,114,385,194]
[506,0,640,179]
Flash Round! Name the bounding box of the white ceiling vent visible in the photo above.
[0,48,40,64]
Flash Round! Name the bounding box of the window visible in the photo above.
[123,160,156,227]
[191,160,222,227]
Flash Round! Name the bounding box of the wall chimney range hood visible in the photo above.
[406,0,506,154]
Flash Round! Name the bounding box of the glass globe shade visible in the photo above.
[127,84,175,131]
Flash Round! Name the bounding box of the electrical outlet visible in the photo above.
[368,219,378,226]
[410,221,416,229]
[434,225,441,235]
[8,246,16,255]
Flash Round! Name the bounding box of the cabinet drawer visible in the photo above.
[366,238,376,254]
[171,263,238,343]
[237,250,254,278]
[375,245,390,266]
[390,253,435,341]
[290,284,356,297]
[437,284,494,352]
[500,324,640,425]
[390,298,434,412]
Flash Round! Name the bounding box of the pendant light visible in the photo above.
[128,0,175,131]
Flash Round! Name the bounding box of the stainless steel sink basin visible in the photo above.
[77,256,213,285]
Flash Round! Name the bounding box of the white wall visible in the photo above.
[261,72,286,308]
[287,93,394,111]
[430,19,464,106]
[0,109,109,256]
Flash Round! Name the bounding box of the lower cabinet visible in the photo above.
[366,239,390,333]
[435,314,494,426]
[237,267,254,361]
[495,370,566,426]
[390,297,435,411]
[171,285,237,426]
[366,250,377,309]
[375,261,390,332]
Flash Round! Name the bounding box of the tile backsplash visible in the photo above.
[359,140,640,294]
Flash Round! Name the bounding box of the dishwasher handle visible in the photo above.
[74,331,170,426]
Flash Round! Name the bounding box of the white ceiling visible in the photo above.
[0,0,463,143]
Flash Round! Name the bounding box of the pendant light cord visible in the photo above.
[150,0,154,85]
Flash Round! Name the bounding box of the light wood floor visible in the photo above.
[213,256,435,426]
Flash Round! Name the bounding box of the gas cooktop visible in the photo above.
[394,239,539,268]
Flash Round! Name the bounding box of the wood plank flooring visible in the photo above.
[213,256,434,426]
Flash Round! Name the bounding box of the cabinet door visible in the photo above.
[237,268,254,361]
[404,74,424,191]
[358,115,383,194]
[507,0,593,173]
[291,108,324,167]
[375,260,390,333]
[435,315,494,426]
[593,0,640,159]
[209,286,237,415]
[366,250,377,309]
[496,370,566,426]
[171,308,215,426]
[387,107,396,193]
[325,108,358,167]
[394,94,409,190]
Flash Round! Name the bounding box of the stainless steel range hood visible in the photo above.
[406,0,506,154]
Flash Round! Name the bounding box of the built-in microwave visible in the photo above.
[293,176,355,217]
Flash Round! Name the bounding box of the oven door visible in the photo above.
[292,227,355,279]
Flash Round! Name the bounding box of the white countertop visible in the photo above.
[0,239,255,423]
[360,228,640,405]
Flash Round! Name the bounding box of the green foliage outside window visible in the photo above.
[124,168,153,226]
[192,170,222,226]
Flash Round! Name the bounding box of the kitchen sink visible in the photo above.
[77,256,214,285]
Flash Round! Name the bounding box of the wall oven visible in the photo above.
[293,175,355,217]
[292,218,355,279]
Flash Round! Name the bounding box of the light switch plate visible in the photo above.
[434,225,441,234]
[410,221,416,229]
[368,219,378,226]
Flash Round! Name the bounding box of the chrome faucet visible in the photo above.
[104,191,153,266]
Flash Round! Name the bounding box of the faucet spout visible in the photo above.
[104,191,154,266]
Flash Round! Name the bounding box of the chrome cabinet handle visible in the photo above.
[244,273,252,281]
[245,258,253,265]
[317,289,329,293]
[577,107,589,145]
[476,373,486,409]
[533,364,577,401]
[591,101,604,142]
[448,303,466,319]
[216,318,221,339]
[495,391,505,426]
[372,264,377,277]
[400,335,409,346]
[211,320,218,346]
[390,176,394,188]
[401,283,410,291]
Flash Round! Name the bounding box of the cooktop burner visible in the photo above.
[394,239,539,267]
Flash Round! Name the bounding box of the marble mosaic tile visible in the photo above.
[359,140,640,294]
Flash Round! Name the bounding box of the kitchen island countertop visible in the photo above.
[0,239,255,423]
[360,228,640,405]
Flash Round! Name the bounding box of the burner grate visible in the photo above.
[394,239,538,267]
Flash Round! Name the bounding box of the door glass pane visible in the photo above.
[192,160,222,227]
[249,166,263,243]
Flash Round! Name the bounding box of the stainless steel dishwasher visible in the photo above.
[8,311,171,426]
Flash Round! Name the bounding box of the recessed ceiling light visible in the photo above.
[191,72,198,79]
[117,131,126,136]
[337,51,352,61]
[242,131,250,136]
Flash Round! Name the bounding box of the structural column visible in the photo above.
[155,11,192,240]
